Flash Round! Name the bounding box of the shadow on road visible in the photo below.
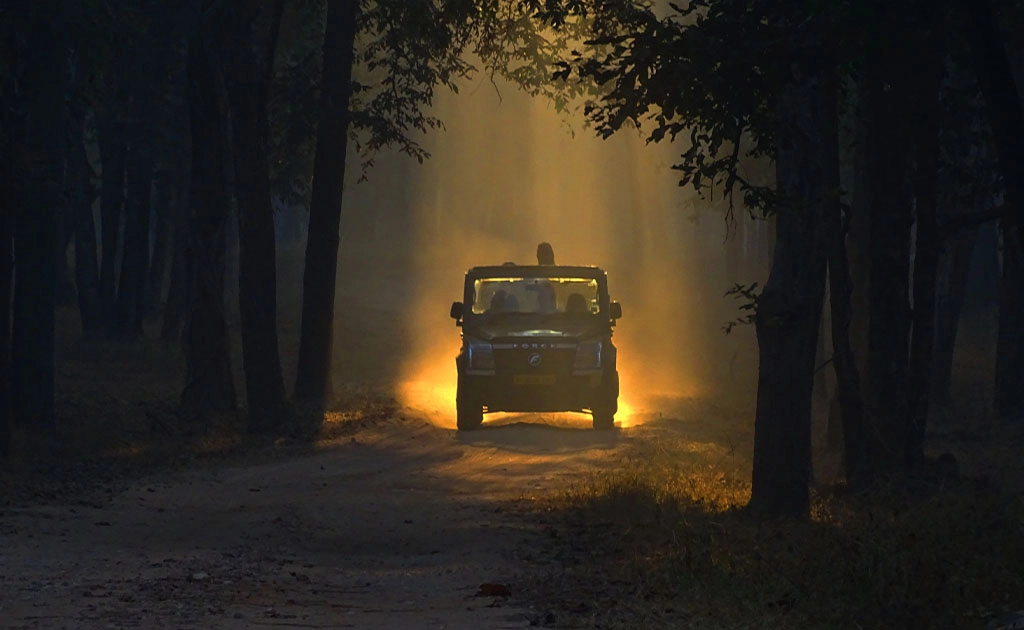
[452,413,624,455]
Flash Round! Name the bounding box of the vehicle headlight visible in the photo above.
[573,341,602,370]
[468,341,495,370]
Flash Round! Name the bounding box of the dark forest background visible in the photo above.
[1,0,1023,521]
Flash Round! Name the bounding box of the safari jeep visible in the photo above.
[449,264,622,430]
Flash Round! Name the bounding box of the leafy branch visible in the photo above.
[722,282,759,335]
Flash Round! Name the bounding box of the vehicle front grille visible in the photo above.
[492,342,576,374]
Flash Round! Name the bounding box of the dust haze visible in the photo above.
[329,74,766,429]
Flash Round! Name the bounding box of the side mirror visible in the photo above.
[609,301,622,321]
[450,301,464,323]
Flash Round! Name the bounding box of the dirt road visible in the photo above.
[0,410,642,630]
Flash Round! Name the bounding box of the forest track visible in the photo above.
[0,410,641,629]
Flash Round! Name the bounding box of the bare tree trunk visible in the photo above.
[294,0,358,404]
[97,71,126,336]
[180,29,237,420]
[12,13,66,434]
[161,163,190,344]
[223,0,288,431]
[906,48,944,465]
[0,207,11,458]
[54,205,75,306]
[931,227,977,403]
[115,148,152,337]
[146,168,174,316]
[68,115,103,335]
[115,67,160,338]
[748,70,832,518]
[831,73,873,484]
[0,5,17,459]
[864,58,915,476]
[960,0,1024,422]
[827,81,868,488]
[995,227,1024,421]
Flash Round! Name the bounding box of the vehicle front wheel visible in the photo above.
[592,370,619,430]
[592,408,615,430]
[456,375,483,431]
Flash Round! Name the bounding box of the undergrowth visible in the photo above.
[524,440,1024,630]
[0,384,397,508]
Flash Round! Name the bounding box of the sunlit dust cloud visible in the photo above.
[391,73,760,429]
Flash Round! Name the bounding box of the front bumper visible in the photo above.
[460,371,609,413]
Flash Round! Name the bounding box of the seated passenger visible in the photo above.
[504,293,520,312]
[565,292,588,315]
[488,290,508,312]
[536,282,556,313]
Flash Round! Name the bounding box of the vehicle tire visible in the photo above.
[592,409,615,430]
[456,375,483,431]
[592,370,619,430]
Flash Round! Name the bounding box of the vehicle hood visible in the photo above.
[463,317,605,342]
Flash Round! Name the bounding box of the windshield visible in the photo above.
[471,277,600,316]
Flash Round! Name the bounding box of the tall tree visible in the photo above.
[161,162,191,344]
[146,167,174,315]
[0,3,16,458]
[180,23,237,419]
[114,8,176,338]
[293,0,358,404]
[12,9,67,433]
[749,69,833,517]
[67,108,104,335]
[222,0,289,429]
[961,0,1024,423]
[97,61,127,336]
[931,57,999,408]
[290,0,528,404]
[860,28,917,476]
[115,95,155,337]
[828,79,868,489]
[905,24,946,465]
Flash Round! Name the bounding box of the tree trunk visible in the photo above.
[863,61,915,476]
[748,71,832,518]
[827,93,868,488]
[294,0,358,404]
[960,0,1024,422]
[906,49,944,465]
[995,226,1024,421]
[146,168,174,316]
[115,52,165,338]
[68,118,103,335]
[115,139,153,337]
[98,107,126,335]
[0,207,10,458]
[54,202,75,306]
[0,4,17,459]
[932,226,977,404]
[12,14,66,433]
[832,73,872,485]
[224,0,288,430]
[161,163,190,344]
[180,29,237,419]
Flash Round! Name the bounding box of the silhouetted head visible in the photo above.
[536,242,555,265]
[565,292,587,315]
[489,289,508,312]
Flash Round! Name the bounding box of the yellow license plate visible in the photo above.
[513,374,556,385]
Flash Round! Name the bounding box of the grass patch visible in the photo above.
[521,437,1024,630]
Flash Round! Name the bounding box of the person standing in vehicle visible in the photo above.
[537,242,555,265]
[534,242,557,312]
